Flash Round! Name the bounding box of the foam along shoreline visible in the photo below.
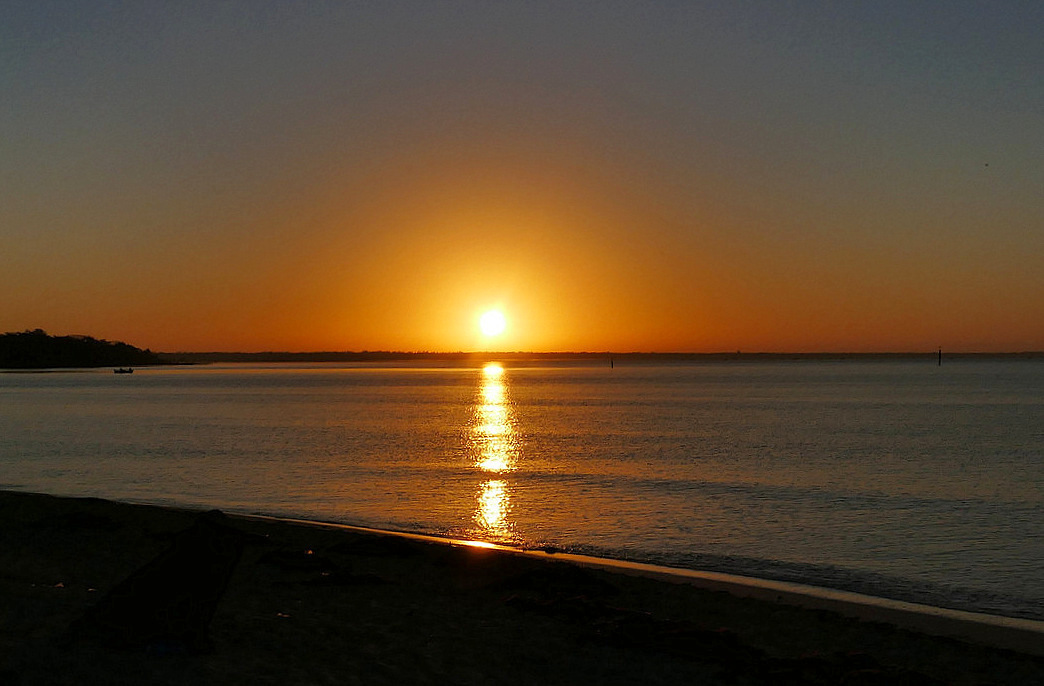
[240,513,1044,657]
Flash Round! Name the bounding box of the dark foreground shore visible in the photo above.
[2,491,1041,685]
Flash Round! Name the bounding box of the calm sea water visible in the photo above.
[1,360,1042,619]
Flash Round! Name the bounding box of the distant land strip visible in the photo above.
[156,351,1044,365]
[4,330,1041,369]
[0,330,164,369]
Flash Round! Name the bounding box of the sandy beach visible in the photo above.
[2,490,1041,685]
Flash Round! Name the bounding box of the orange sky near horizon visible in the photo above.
[2,3,1041,353]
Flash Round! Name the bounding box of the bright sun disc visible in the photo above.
[479,310,507,337]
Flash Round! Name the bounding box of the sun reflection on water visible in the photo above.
[469,363,520,541]
[473,363,519,474]
[475,479,511,538]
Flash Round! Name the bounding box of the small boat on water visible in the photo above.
[113,368,134,374]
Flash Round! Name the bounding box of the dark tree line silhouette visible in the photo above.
[0,329,164,369]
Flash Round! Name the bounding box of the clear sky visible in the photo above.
[2,1,1041,352]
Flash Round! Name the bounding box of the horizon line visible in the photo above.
[158,350,1044,357]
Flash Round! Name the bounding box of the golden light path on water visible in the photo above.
[470,363,520,541]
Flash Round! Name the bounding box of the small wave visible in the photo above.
[556,543,1044,622]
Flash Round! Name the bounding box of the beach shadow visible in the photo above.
[67,510,245,654]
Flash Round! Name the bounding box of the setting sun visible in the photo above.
[479,310,507,337]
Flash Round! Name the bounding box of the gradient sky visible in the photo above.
[2,1,1041,352]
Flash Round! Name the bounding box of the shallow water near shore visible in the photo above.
[1,359,1041,620]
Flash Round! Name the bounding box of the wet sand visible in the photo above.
[2,490,1041,685]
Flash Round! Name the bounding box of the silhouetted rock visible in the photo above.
[68,510,244,653]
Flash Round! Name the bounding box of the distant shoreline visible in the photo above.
[156,350,1044,365]
[5,326,1042,369]
[0,330,166,370]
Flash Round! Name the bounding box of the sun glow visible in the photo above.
[479,309,507,337]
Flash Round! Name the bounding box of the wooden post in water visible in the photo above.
[938,347,942,366]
